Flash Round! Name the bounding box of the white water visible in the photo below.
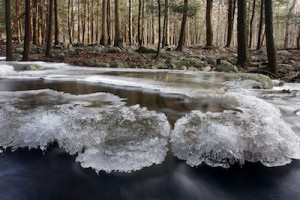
[0,61,300,172]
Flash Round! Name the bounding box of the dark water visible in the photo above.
[1,147,300,200]
[1,79,300,200]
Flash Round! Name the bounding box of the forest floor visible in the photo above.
[0,43,300,82]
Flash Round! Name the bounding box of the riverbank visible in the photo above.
[1,44,299,82]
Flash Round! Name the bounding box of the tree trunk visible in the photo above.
[249,0,256,49]
[15,0,22,43]
[77,0,81,43]
[100,0,108,46]
[138,0,142,47]
[113,0,123,48]
[46,0,54,57]
[206,0,213,47]
[68,0,73,44]
[237,0,249,67]
[32,0,39,45]
[54,0,60,45]
[176,0,188,51]
[5,0,13,61]
[256,0,264,50]
[297,25,300,49]
[225,0,236,47]
[23,0,31,61]
[264,0,277,73]
[156,0,162,57]
[162,0,169,47]
[107,0,112,45]
[128,0,133,46]
[284,0,297,49]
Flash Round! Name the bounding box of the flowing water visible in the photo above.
[0,61,300,200]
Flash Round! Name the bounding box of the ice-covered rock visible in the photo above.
[0,89,171,173]
[0,65,15,77]
[171,93,300,168]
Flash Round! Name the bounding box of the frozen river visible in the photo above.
[0,61,300,199]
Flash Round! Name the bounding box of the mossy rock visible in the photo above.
[224,73,273,89]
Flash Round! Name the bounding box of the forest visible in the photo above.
[0,0,300,76]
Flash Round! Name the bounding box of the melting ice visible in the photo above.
[171,93,300,168]
[0,89,171,173]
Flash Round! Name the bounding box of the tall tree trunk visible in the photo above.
[107,0,112,45]
[162,0,169,47]
[128,0,133,46]
[54,0,60,45]
[46,0,54,57]
[256,0,264,50]
[5,0,13,61]
[297,25,300,49]
[15,0,22,43]
[77,0,81,43]
[100,0,108,46]
[176,0,188,51]
[249,0,256,49]
[68,0,73,44]
[225,0,236,47]
[91,0,94,44]
[206,0,213,47]
[156,0,162,57]
[23,0,31,61]
[264,0,277,73]
[32,0,39,45]
[82,0,87,43]
[113,0,123,48]
[138,0,143,47]
[284,0,297,49]
[237,0,249,67]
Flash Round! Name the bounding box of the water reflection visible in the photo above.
[1,147,300,200]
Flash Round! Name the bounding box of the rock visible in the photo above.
[12,53,22,61]
[105,46,122,53]
[95,62,110,68]
[138,46,157,53]
[53,45,64,50]
[293,63,300,72]
[164,45,176,51]
[15,47,24,54]
[110,62,124,68]
[224,73,273,89]
[201,66,212,72]
[12,64,45,71]
[277,50,291,56]
[272,80,284,87]
[205,56,217,66]
[216,60,238,73]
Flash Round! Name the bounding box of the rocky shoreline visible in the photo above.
[1,43,299,82]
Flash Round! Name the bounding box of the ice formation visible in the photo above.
[0,90,171,173]
[171,93,300,168]
[0,65,15,77]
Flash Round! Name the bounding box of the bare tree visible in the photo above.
[100,0,108,46]
[176,0,188,51]
[23,0,31,61]
[46,0,54,57]
[206,0,213,47]
[5,0,13,61]
[265,0,277,73]
[237,0,249,67]
[113,0,123,47]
